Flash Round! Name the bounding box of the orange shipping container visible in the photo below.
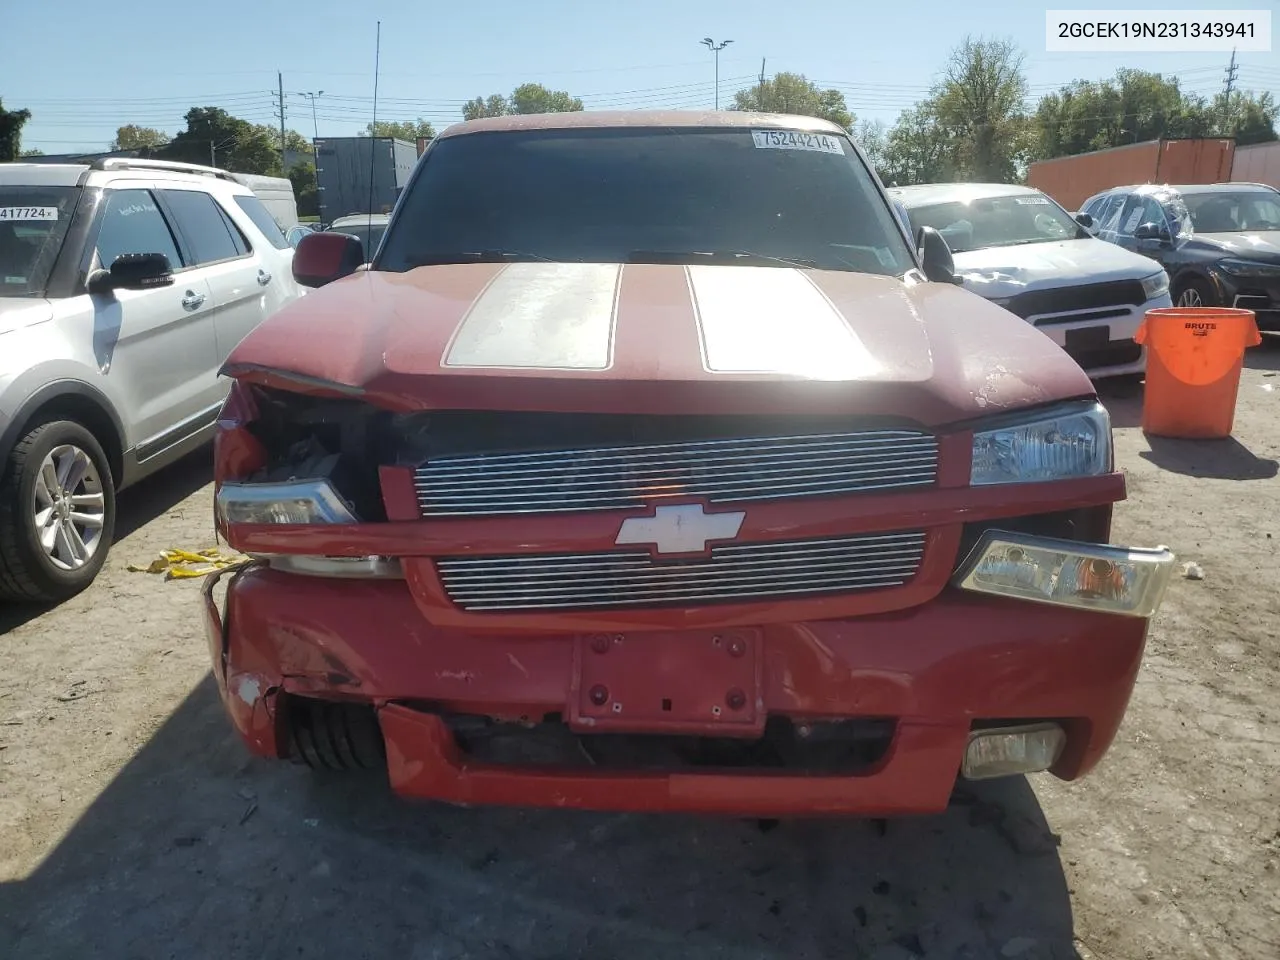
[1027,138,1236,212]
[1231,141,1280,191]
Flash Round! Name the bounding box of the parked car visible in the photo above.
[889,183,1172,380]
[204,111,1175,818]
[0,157,302,602]
[324,213,389,262]
[1080,182,1280,327]
[285,223,314,248]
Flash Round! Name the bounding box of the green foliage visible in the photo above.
[1213,90,1278,146]
[879,103,959,186]
[19,148,44,157]
[365,119,437,141]
[112,125,169,151]
[159,107,282,174]
[731,73,854,130]
[930,37,1030,182]
[461,84,583,121]
[287,161,319,218]
[0,98,32,162]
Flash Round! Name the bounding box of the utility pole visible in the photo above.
[277,71,287,167]
[759,58,767,109]
[1223,48,1239,131]
[297,91,324,143]
[700,38,733,110]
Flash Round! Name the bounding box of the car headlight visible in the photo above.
[1140,270,1169,300]
[971,401,1112,485]
[954,531,1176,618]
[214,479,358,525]
[1218,258,1280,279]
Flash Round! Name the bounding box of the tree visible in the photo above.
[160,107,280,174]
[731,73,853,130]
[879,103,959,186]
[287,161,319,218]
[112,124,168,151]
[365,119,436,141]
[19,148,44,157]
[1032,70,1220,160]
[1214,90,1278,145]
[0,98,32,162]
[462,94,508,120]
[931,37,1030,181]
[461,84,583,121]
[852,119,889,173]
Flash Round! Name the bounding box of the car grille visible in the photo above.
[1003,280,1147,320]
[413,431,939,516]
[435,531,927,611]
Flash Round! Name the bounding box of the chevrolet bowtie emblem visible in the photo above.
[614,504,747,555]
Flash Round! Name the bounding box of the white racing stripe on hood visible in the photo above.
[687,265,879,379]
[444,262,622,369]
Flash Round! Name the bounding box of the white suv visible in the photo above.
[0,158,302,602]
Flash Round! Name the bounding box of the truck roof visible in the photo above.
[436,110,847,140]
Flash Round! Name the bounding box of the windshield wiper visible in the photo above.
[627,250,818,269]
[405,249,555,267]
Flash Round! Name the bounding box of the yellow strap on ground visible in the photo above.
[127,547,246,580]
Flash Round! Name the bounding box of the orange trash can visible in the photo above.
[1133,307,1261,439]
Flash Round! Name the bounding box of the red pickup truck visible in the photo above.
[203,111,1175,817]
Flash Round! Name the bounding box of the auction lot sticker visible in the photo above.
[0,206,59,221]
[752,130,844,154]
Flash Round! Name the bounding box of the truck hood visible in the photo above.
[953,238,1161,300]
[224,262,1094,427]
[0,297,54,336]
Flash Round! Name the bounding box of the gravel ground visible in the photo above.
[1,350,1278,960]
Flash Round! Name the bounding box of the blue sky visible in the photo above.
[6,0,1278,152]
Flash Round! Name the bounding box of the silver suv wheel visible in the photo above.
[33,444,107,571]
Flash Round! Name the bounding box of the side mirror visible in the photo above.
[1074,212,1094,229]
[1133,222,1172,245]
[292,231,365,288]
[916,225,961,284]
[87,252,174,294]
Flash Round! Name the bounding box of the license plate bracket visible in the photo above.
[568,630,763,736]
[1065,325,1111,352]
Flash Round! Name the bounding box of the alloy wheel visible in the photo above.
[31,443,107,571]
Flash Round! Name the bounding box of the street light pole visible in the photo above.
[701,38,733,110]
[297,91,325,142]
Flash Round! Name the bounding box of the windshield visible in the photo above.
[0,186,80,297]
[903,192,1081,253]
[328,222,387,261]
[377,127,915,277]
[1180,190,1280,233]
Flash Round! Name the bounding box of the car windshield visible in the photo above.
[0,186,80,297]
[377,126,915,277]
[1180,190,1280,233]
[903,192,1081,253]
[329,222,387,260]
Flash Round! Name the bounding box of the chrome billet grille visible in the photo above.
[437,531,927,611]
[414,431,938,517]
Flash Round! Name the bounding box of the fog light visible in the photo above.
[962,723,1066,780]
[954,531,1175,617]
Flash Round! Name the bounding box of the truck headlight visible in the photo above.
[971,401,1111,485]
[1140,270,1169,300]
[214,479,358,525]
[954,531,1176,618]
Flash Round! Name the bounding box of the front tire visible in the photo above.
[1173,275,1217,308]
[0,420,117,603]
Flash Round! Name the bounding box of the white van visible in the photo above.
[230,173,299,233]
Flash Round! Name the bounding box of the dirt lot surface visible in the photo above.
[2,353,1279,960]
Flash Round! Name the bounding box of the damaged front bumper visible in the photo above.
[201,535,1172,817]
